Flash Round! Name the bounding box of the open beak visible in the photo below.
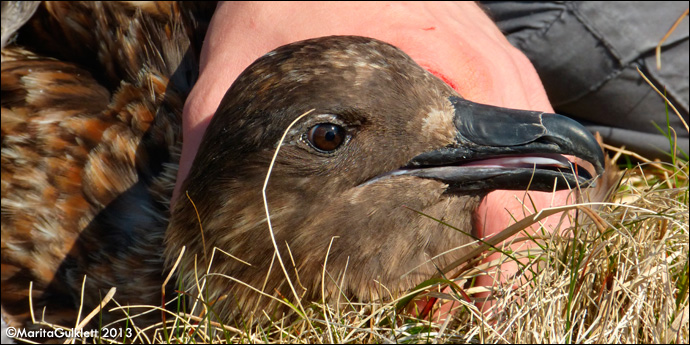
[398,97,606,192]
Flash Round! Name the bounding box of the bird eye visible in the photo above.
[306,123,346,152]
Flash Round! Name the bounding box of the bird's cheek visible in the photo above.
[343,177,448,209]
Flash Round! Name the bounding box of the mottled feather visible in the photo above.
[1,1,208,329]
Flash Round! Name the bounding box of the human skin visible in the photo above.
[173,1,574,317]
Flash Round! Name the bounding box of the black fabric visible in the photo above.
[481,1,689,160]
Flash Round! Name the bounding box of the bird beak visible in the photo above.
[398,97,606,192]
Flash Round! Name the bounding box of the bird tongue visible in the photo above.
[458,154,571,169]
[394,152,591,193]
[360,153,588,191]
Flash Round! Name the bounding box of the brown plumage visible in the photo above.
[1,1,208,329]
[1,1,614,332]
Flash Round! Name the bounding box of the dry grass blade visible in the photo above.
[636,67,688,133]
[656,8,689,70]
[259,109,318,336]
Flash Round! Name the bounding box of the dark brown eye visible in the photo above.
[306,123,346,152]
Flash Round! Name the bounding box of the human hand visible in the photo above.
[174,1,573,319]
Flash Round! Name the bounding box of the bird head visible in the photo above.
[165,36,605,320]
